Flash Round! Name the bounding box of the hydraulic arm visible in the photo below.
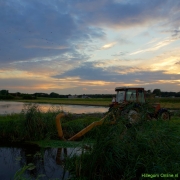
[56,112,116,141]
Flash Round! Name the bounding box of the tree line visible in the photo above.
[0,90,115,99]
[152,89,180,97]
[0,89,180,100]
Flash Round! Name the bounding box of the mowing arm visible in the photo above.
[55,112,116,141]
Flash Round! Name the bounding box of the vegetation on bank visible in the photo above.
[0,104,180,180]
[1,88,180,101]
[66,118,180,180]
[1,88,180,109]
[8,97,180,109]
[0,104,101,142]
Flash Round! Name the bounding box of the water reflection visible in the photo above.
[0,101,108,114]
[0,145,83,180]
[56,148,67,165]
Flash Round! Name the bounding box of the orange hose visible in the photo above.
[55,113,66,140]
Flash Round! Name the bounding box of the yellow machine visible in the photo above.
[56,87,170,141]
[56,112,116,141]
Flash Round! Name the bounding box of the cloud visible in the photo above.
[129,37,176,55]
[1,0,180,94]
[25,45,69,50]
[112,51,128,57]
[1,60,180,93]
[52,61,180,84]
[5,52,89,77]
[100,42,117,50]
[1,0,179,65]
[0,0,105,64]
[69,0,179,28]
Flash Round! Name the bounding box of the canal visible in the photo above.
[0,144,83,180]
[0,101,107,179]
[0,101,108,115]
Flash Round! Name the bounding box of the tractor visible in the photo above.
[55,87,170,141]
[109,87,170,123]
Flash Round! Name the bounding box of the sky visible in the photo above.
[0,0,180,94]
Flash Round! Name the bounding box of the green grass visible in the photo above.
[0,104,179,144]
[66,116,180,180]
[0,104,62,142]
[8,97,180,109]
[14,97,111,106]
[30,140,83,148]
[1,104,180,179]
[0,104,102,143]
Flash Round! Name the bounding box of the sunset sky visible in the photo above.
[0,0,180,94]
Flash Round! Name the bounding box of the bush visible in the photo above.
[0,94,14,99]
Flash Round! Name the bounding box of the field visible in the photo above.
[11,97,180,109]
[14,97,111,106]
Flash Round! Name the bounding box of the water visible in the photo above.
[0,145,83,180]
[0,101,107,179]
[0,101,108,115]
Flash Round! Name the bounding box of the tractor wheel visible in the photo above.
[128,109,139,124]
[158,111,170,120]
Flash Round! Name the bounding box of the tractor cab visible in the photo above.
[115,87,145,104]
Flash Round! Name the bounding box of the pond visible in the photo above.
[0,145,83,180]
[0,101,108,115]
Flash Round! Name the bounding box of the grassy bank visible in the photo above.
[14,97,111,106]
[0,104,102,143]
[66,118,180,180]
[0,103,180,143]
[8,97,180,109]
[0,104,180,179]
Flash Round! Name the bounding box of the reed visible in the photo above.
[0,104,100,142]
[1,103,179,179]
[65,107,180,180]
[0,104,63,142]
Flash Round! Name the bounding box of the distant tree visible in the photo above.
[0,90,8,95]
[59,95,67,98]
[34,93,49,97]
[22,94,36,99]
[16,92,21,97]
[0,94,14,99]
[153,89,161,96]
[49,92,59,98]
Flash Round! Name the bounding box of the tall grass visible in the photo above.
[0,104,101,142]
[1,103,180,179]
[0,104,63,142]
[65,107,180,180]
[21,104,63,140]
